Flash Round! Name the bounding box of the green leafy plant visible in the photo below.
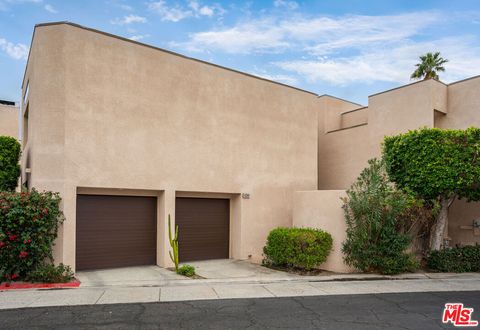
[427,245,480,273]
[27,263,74,283]
[383,127,480,250]
[168,214,179,273]
[0,189,64,282]
[263,227,332,270]
[0,136,21,192]
[410,52,448,80]
[177,264,195,277]
[342,159,419,275]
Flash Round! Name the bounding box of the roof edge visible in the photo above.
[447,74,480,86]
[317,94,364,107]
[24,21,318,96]
[368,78,447,98]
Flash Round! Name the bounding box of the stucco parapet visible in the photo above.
[447,74,480,86]
[25,21,318,97]
[369,78,447,99]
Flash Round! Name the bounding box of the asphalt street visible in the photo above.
[0,290,478,329]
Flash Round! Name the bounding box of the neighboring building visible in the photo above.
[0,100,19,140]
[21,22,480,272]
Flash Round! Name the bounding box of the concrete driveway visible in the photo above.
[188,259,303,281]
[76,259,303,287]
[76,265,186,287]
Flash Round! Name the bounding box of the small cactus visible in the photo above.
[168,214,179,272]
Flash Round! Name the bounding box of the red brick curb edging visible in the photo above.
[0,280,80,291]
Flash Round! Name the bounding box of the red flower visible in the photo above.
[0,242,5,248]
[19,251,28,258]
[42,208,49,215]
[11,274,18,280]
[9,235,17,241]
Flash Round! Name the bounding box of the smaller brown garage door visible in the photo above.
[175,198,229,262]
[76,195,157,271]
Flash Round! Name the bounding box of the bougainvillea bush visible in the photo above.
[0,189,65,282]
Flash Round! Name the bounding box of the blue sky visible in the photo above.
[1,0,480,104]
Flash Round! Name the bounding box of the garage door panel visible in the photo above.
[76,195,157,271]
[175,197,229,262]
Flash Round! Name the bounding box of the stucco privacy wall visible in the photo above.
[318,79,447,190]
[0,104,19,139]
[22,23,319,270]
[317,76,480,247]
[293,190,353,273]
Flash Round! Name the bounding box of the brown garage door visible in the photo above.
[175,198,229,262]
[76,195,157,271]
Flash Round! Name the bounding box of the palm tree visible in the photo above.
[410,52,448,80]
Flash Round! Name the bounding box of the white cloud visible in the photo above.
[148,0,224,22]
[273,0,298,10]
[0,38,29,60]
[0,0,41,10]
[275,37,480,85]
[111,14,147,25]
[178,18,289,54]
[198,5,213,16]
[177,12,442,55]
[44,3,57,13]
[170,10,480,85]
[148,0,192,22]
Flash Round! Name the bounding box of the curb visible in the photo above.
[79,273,478,289]
[0,280,81,291]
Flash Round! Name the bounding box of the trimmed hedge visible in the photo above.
[0,136,21,192]
[427,245,480,273]
[0,189,64,282]
[263,227,332,270]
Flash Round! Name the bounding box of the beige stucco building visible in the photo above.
[0,101,19,140]
[21,22,480,273]
[295,76,480,272]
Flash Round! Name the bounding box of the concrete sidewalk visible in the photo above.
[75,260,450,288]
[1,274,480,310]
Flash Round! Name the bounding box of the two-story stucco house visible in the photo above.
[20,22,480,272]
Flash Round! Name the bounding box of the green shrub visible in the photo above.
[342,159,419,275]
[177,264,195,277]
[427,245,480,273]
[383,127,480,251]
[0,136,21,192]
[27,263,74,283]
[0,189,64,282]
[263,227,332,270]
